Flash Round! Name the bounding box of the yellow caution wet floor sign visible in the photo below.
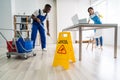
[52,32,76,69]
[57,45,66,54]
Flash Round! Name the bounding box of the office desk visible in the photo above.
[62,24,118,61]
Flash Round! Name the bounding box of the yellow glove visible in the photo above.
[99,14,103,18]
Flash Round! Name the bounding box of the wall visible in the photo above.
[15,0,90,44]
[0,0,57,48]
[56,0,90,42]
[14,0,57,44]
[0,0,13,47]
[105,0,120,47]
[15,0,39,15]
[91,0,120,46]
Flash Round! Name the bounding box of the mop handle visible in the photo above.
[39,23,44,29]
[0,32,8,41]
[39,23,51,37]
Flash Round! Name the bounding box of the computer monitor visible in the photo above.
[71,14,79,25]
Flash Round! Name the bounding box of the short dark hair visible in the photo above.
[45,4,51,8]
[88,7,94,12]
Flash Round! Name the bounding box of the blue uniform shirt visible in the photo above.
[89,12,102,24]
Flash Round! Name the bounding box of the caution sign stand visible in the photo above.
[52,32,76,70]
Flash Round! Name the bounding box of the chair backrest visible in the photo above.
[94,29,102,38]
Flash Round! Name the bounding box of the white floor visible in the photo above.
[0,44,120,80]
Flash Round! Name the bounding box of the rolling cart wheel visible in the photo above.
[33,53,36,56]
[7,54,11,59]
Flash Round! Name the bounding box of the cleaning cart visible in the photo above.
[0,30,36,59]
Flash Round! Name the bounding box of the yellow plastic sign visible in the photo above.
[52,32,76,69]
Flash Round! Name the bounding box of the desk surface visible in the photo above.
[62,23,118,31]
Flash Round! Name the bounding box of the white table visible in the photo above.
[62,24,118,61]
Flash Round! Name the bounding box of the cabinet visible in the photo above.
[14,15,32,38]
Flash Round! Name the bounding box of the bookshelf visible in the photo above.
[14,15,32,38]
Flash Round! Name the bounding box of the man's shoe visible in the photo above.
[42,48,47,51]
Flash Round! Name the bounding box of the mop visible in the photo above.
[39,23,54,42]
